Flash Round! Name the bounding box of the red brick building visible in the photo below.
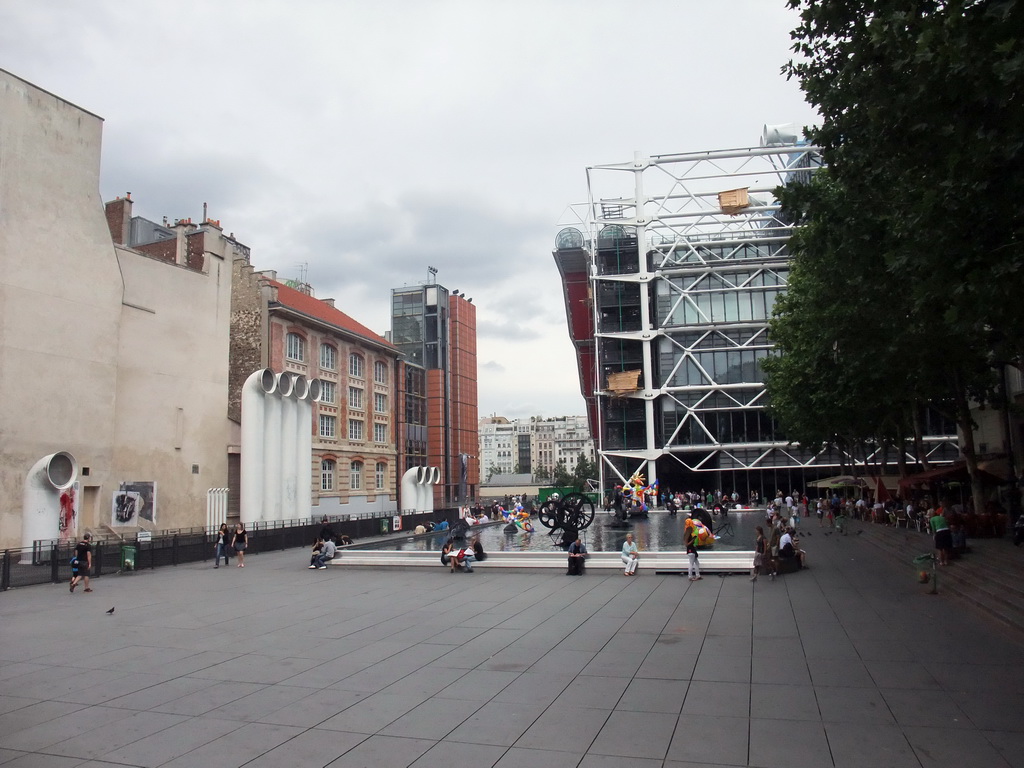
[390,283,479,507]
[263,279,400,514]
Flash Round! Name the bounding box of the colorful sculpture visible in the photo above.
[684,517,716,548]
[501,503,534,532]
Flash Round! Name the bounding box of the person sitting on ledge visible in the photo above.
[312,536,336,569]
[337,534,353,546]
[567,537,588,575]
[778,527,806,569]
[308,537,324,568]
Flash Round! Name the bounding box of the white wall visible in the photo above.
[0,70,233,547]
[0,70,122,547]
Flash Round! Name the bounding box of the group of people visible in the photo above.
[750,515,808,582]
[441,538,484,573]
[213,523,249,568]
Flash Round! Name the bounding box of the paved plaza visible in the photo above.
[1,531,1023,768]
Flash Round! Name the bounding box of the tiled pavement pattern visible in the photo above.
[1,530,1023,768]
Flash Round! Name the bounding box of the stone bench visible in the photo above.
[329,549,754,573]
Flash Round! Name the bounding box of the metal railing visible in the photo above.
[2,509,454,592]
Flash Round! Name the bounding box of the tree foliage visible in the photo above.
[767,0,1021,503]
[551,459,573,488]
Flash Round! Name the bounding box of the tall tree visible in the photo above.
[777,0,1023,512]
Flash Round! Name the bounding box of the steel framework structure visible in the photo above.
[553,132,959,495]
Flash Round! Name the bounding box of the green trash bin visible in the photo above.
[380,518,391,535]
[121,545,137,572]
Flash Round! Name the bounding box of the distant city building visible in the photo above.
[390,282,479,506]
[479,416,595,481]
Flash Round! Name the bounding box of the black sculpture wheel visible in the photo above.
[557,492,596,531]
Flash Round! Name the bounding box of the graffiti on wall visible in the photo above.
[111,482,157,526]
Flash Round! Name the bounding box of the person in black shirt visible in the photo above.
[232,524,248,567]
[70,533,93,593]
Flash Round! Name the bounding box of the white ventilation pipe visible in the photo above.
[21,451,78,561]
[241,368,318,524]
[297,379,319,519]
[401,466,440,514]
[241,368,275,525]
[279,372,298,518]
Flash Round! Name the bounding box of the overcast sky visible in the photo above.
[2,0,818,420]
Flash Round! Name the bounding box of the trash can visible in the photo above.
[379,518,391,535]
[121,545,137,572]
[913,553,936,592]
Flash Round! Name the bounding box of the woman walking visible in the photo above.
[214,523,231,568]
[232,523,248,567]
[751,526,766,582]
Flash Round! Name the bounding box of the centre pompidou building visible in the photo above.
[553,127,958,499]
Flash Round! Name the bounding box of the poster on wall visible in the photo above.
[111,482,157,527]
[59,481,80,543]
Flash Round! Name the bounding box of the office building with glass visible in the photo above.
[554,129,958,499]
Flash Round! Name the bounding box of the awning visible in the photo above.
[807,475,867,489]
[898,461,1005,490]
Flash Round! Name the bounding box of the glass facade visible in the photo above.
[556,140,959,497]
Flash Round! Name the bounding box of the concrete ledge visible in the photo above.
[330,550,754,573]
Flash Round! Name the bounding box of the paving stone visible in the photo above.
[749,717,832,767]
[615,677,689,714]
[665,714,748,765]
[3,537,1024,768]
[444,700,539,747]
[514,704,609,753]
[587,709,676,760]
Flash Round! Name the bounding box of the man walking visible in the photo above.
[70,533,93,593]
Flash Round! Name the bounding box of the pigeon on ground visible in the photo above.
[106,607,115,615]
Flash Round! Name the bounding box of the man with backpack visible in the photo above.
[70,532,93,593]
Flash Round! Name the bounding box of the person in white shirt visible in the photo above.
[778,528,806,568]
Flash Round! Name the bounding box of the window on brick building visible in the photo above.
[374,393,387,414]
[374,360,388,384]
[319,414,336,439]
[374,423,387,443]
[376,462,386,490]
[348,386,363,410]
[320,344,337,370]
[350,461,363,490]
[349,353,364,378]
[320,381,336,404]
[321,459,335,491]
[286,333,305,362]
[349,419,364,441]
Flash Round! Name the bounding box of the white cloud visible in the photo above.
[1,0,819,419]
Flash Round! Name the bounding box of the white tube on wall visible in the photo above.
[242,368,276,525]
[401,466,440,514]
[262,372,284,522]
[298,378,318,519]
[21,451,78,562]
[241,369,319,524]
[279,372,297,519]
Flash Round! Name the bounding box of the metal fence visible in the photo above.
[1,509,451,592]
